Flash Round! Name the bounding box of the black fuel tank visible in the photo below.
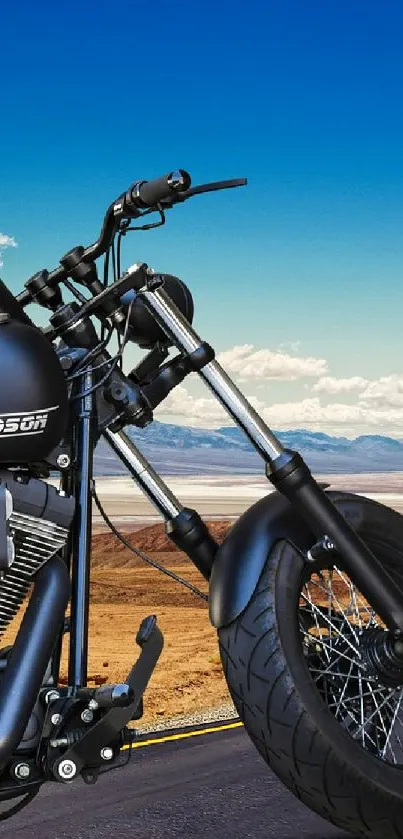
[0,316,68,464]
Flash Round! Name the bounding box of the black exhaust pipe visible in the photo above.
[0,555,70,769]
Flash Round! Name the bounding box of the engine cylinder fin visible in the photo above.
[0,511,69,637]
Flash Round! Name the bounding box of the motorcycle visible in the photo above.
[0,170,402,836]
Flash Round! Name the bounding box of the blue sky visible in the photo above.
[2,1,403,436]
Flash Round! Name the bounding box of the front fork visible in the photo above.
[103,272,403,636]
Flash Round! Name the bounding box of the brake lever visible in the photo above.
[182,177,247,197]
[158,177,248,208]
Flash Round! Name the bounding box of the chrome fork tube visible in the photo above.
[202,361,283,462]
[103,428,183,520]
[139,284,284,464]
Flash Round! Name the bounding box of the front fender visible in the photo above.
[209,490,315,628]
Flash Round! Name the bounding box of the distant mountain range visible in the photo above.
[94,421,403,475]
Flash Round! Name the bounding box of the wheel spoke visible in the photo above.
[365,607,378,629]
[369,683,397,763]
[335,659,355,717]
[327,683,391,709]
[309,575,360,643]
[390,722,403,756]
[310,666,366,681]
[381,689,403,760]
[300,591,360,657]
[350,583,364,631]
[300,587,330,662]
[333,567,376,623]
[358,669,366,749]
[302,630,365,669]
[354,687,397,737]
[331,695,379,750]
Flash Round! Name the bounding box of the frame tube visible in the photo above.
[0,555,69,769]
[68,371,96,688]
[50,464,74,685]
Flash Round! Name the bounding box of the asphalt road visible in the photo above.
[0,724,351,839]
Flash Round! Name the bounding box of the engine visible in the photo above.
[0,470,74,757]
[0,470,74,637]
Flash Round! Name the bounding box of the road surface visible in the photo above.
[0,723,350,839]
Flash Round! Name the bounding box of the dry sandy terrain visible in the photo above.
[62,523,231,726]
[7,473,403,726]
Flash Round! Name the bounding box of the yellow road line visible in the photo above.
[121,720,243,751]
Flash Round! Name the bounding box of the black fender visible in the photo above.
[209,490,316,628]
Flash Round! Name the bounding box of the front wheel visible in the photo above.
[218,492,403,839]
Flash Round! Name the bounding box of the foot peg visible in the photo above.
[78,683,134,710]
[46,615,163,783]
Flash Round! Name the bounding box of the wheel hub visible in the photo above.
[360,629,403,688]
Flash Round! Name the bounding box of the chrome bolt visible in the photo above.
[57,454,70,469]
[58,759,77,780]
[51,713,63,726]
[13,762,30,780]
[100,747,114,761]
[81,709,94,723]
[44,690,60,705]
[88,698,99,711]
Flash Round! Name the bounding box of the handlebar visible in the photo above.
[16,171,247,308]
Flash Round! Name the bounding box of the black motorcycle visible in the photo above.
[0,170,402,837]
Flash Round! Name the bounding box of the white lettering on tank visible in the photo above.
[0,407,59,436]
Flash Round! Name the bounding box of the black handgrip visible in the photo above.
[127,170,191,211]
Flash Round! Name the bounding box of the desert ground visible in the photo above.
[9,472,403,728]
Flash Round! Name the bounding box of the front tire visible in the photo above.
[218,492,403,838]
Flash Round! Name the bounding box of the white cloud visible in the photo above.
[313,375,369,394]
[359,375,403,407]
[264,398,403,433]
[155,385,227,424]
[155,384,403,435]
[216,344,327,381]
[260,398,369,428]
[259,392,403,432]
[311,374,403,408]
[155,385,265,427]
[0,234,17,268]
